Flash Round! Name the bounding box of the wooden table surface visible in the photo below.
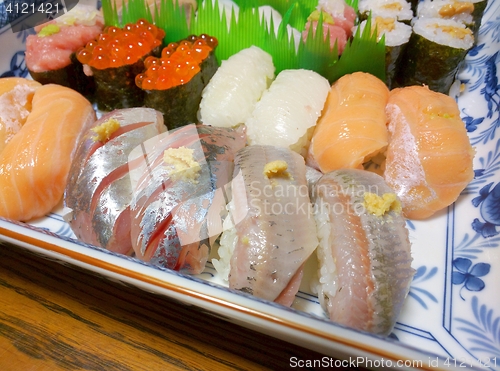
[0,242,365,371]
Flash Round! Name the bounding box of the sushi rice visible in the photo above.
[416,0,475,26]
[412,17,474,50]
[356,17,412,48]
[358,0,414,23]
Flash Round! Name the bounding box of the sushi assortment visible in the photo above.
[0,0,482,337]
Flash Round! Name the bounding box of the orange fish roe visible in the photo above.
[135,34,218,91]
[77,19,165,70]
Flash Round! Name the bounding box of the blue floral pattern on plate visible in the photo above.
[0,0,499,368]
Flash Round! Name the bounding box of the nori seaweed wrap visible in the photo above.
[77,19,164,111]
[395,17,474,93]
[356,17,412,89]
[28,53,96,97]
[25,5,104,98]
[136,35,219,130]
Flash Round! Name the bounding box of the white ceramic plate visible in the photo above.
[1,2,499,370]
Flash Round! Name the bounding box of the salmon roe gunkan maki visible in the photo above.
[77,19,165,111]
[136,34,219,129]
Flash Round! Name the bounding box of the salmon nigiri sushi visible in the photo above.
[384,85,475,219]
[0,78,41,155]
[0,84,96,221]
[307,72,389,173]
[312,169,414,336]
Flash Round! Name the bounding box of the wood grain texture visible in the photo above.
[0,242,363,371]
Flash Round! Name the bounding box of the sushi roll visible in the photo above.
[355,17,412,89]
[395,17,474,93]
[245,69,330,157]
[136,34,219,130]
[77,19,165,111]
[312,169,414,336]
[416,0,487,41]
[198,46,275,128]
[25,4,104,97]
[358,0,413,23]
[213,145,319,306]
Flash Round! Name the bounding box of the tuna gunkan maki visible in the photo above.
[25,4,104,97]
[77,19,165,111]
[136,34,219,130]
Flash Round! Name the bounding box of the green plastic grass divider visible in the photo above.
[101,0,385,83]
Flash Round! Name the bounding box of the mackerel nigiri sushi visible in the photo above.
[64,108,166,255]
[129,124,246,274]
[312,169,414,336]
[213,145,319,306]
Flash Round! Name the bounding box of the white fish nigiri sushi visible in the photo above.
[213,145,319,306]
[198,46,275,128]
[245,69,330,157]
[312,169,414,336]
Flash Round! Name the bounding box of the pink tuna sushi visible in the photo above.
[25,4,104,96]
[302,0,357,53]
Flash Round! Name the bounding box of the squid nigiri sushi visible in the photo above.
[245,69,330,157]
[64,108,166,255]
[198,46,275,128]
[384,85,475,219]
[213,145,319,306]
[130,124,246,274]
[312,169,414,336]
